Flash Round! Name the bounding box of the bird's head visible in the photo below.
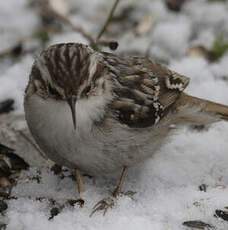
[26,43,112,129]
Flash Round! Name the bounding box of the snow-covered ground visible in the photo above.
[1,0,228,229]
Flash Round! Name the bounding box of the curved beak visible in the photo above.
[67,96,77,130]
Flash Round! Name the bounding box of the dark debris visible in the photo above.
[0,223,6,230]
[0,144,29,176]
[0,42,24,60]
[108,41,118,50]
[183,220,214,229]
[215,209,228,221]
[191,125,207,132]
[67,199,78,207]
[48,207,60,220]
[199,184,207,192]
[48,198,57,206]
[0,99,14,114]
[166,0,186,12]
[0,187,11,199]
[11,43,23,57]
[51,164,62,175]
[0,143,29,199]
[0,200,8,214]
[29,175,41,184]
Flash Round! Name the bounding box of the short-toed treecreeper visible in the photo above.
[24,43,228,214]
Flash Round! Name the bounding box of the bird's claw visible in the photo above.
[90,197,115,217]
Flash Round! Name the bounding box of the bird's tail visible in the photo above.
[173,93,228,125]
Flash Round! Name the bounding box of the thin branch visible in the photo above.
[46,7,95,45]
[96,0,120,41]
[41,0,120,50]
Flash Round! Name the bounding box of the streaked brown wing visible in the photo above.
[103,53,190,128]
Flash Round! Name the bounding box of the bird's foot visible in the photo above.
[90,196,115,217]
[90,190,136,216]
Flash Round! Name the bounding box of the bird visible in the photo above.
[24,42,228,214]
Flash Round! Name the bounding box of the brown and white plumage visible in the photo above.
[24,43,228,176]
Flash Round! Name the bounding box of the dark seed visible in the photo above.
[0,143,29,172]
[73,199,84,208]
[109,41,119,50]
[83,173,93,179]
[0,223,6,230]
[0,99,14,114]
[67,198,85,208]
[48,198,56,206]
[166,0,186,12]
[35,197,46,202]
[6,153,29,171]
[215,209,228,221]
[67,199,78,206]
[0,160,11,177]
[11,43,23,57]
[30,175,41,183]
[183,220,213,229]
[0,187,11,198]
[51,164,62,175]
[199,184,207,192]
[191,125,207,132]
[49,207,60,220]
[0,200,8,213]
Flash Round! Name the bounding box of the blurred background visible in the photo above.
[1,1,228,229]
[0,0,228,114]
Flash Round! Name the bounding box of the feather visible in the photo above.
[173,93,228,124]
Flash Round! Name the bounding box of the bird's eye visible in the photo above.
[48,84,59,96]
[82,85,92,96]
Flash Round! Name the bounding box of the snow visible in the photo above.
[151,16,192,58]
[0,0,39,52]
[0,55,33,113]
[1,0,228,229]
[170,57,228,104]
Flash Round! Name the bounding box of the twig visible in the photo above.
[41,0,120,50]
[96,0,120,41]
[46,7,95,45]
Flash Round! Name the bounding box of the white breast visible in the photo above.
[75,96,107,132]
[24,94,108,171]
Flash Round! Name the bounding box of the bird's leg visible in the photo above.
[112,167,136,199]
[112,166,127,197]
[75,169,85,207]
[91,166,127,216]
